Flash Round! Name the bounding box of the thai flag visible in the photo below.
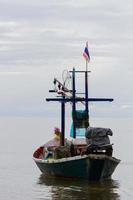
[83,42,90,63]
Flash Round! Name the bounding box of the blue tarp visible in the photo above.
[72,110,89,128]
[70,123,86,138]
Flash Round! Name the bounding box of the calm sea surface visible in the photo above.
[0,117,133,200]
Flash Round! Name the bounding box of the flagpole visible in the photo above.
[85,57,89,117]
[83,41,90,125]
[86,59,88,72]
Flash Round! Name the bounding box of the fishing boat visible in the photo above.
[33,66,120,181]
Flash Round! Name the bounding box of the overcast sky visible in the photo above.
[0,0,133,117]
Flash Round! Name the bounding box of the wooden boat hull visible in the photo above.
[33,154,120,181]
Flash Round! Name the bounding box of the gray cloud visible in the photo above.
[0,0,133,116]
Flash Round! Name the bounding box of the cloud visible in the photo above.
[0,71,27,75]
[120,105,133,110]
[0,0,133,117]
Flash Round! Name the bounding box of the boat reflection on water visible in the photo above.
[37,174,120,200]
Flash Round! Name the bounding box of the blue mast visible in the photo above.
[61,95,65,146]
[72,68,76,138]
[46,68,114,145]
[85,70,89,119]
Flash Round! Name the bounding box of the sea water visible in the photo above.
[0,117,133,200]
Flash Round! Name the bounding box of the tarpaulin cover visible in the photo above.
[85,127,113,147]
[72,110,89,128]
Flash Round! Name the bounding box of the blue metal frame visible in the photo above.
[61,96,65,146]
[46,98,114,102]
[85,71,89,115]
[46,68,114,145]
[72,68,76,138]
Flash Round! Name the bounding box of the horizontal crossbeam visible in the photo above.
[49,89,74,93]
[46,97,114,102]
[69,70,91,73]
